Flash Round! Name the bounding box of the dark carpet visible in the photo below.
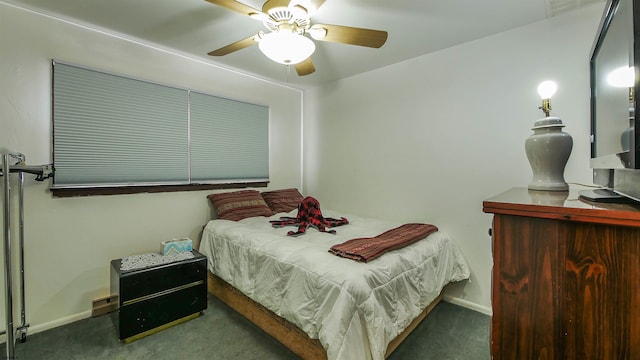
[3,295,489,359]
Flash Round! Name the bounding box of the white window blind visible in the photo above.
[190,92,269,182]
[52,62,269,189]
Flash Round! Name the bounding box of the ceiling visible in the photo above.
[3,0,603,89]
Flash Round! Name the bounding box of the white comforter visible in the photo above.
[199,210,470,360]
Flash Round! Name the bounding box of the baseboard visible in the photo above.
[0,310,92,344]
[31,310,93,334]
[443,295,492,316]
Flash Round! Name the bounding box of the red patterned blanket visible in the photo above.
[329,223,439,262]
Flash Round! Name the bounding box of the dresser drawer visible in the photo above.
[113,282,207,340]
[111,251,207,304]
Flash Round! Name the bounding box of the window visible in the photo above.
[52,62,269,196]
[190,91,268,183]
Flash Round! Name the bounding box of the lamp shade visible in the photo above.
[258,31,315,65]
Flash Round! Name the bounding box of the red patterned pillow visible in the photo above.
[208,190,273,221]
[261,188,304,214]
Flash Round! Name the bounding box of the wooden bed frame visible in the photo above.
[207,272,446,359]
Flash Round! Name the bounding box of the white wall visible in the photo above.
[0,0,607,337]
[0,3,302,334]
[303,4,605,313]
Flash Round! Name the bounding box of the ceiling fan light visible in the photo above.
[258,31,315,65]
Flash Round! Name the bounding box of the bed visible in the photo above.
[198,190,470,360]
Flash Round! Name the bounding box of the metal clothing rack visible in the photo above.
[1,152,53,359]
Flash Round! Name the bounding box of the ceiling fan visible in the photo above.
[205,0,388,76]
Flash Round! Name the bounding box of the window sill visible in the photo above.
[51,181,269,197]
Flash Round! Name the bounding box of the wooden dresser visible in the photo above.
[483,188,640,359]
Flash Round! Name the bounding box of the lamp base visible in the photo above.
[525,117,573,192]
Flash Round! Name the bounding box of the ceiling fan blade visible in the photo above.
[205,0,265,18]
[295,57,315,76]
[310,24,388,48]
[208,35,258,56]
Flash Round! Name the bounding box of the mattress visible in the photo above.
[199,209,470,360]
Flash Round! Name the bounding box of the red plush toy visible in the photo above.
[270,196,349,236]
